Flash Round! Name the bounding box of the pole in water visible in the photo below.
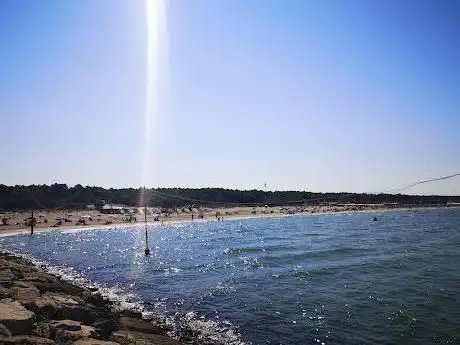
[144,201,150,255]
[30,210,34,235]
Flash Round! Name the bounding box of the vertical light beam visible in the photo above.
[140,0,169,207]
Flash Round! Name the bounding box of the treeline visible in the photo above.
[0,184,459,211]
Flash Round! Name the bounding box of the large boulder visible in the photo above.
[118,317,163,335]
[0,335,55,344]
[84,293,110,309]
[23,294,59,319]
[92,319,119,339]
[110,330,179,345]
[0,299,36,335]
[52,320,95,343]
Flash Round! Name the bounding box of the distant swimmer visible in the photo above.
[373,217,377,221]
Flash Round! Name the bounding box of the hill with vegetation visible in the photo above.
[0,184,459,211]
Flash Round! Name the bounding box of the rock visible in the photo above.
[118,317,163,335]
[22,272,57,284]
[59,305,100,324]
[0,324,11,337]
[0,268,16,283]
[119,310,142,319]
[34,319,92,340]
[0,335,55,344]
[92,319,119,338]
[25,292,100,324]
[49,293,81,306]
[32,322,52,338]
[85,293,107,309]
[0,258,32,273]
[11,284,40,302]
[24,294,58,319]
[0,258,38,280]
[53,320,95,342]
[110,330,179,345]
[33,281,84,295]
[0,299,36,335]
[72,339,120,345]
[0,287,12,299]
[0,255,33,267]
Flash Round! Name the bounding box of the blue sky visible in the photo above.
[0,0,459,194]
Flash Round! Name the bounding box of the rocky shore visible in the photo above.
[0,252,180,345]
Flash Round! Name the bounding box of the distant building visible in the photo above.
[101,204,126,214]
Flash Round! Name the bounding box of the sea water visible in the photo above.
[1,208,459,344]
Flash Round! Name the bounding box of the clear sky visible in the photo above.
[1,0,459,195]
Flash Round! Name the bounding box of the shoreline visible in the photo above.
[0,204,451,237]
[0,251,184,345]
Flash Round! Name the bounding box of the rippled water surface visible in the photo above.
[1,208,459,344]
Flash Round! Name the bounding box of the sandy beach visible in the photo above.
[0,204,398,235]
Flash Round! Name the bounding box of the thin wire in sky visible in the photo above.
[146,172,460,206]
[383,172,460,194]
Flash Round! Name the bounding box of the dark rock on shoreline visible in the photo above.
[111,330,180,345]
[0,299,36,335]
[118,317,164,335]
[0,252,180,345]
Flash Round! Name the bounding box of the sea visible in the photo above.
[1,208,459,345]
